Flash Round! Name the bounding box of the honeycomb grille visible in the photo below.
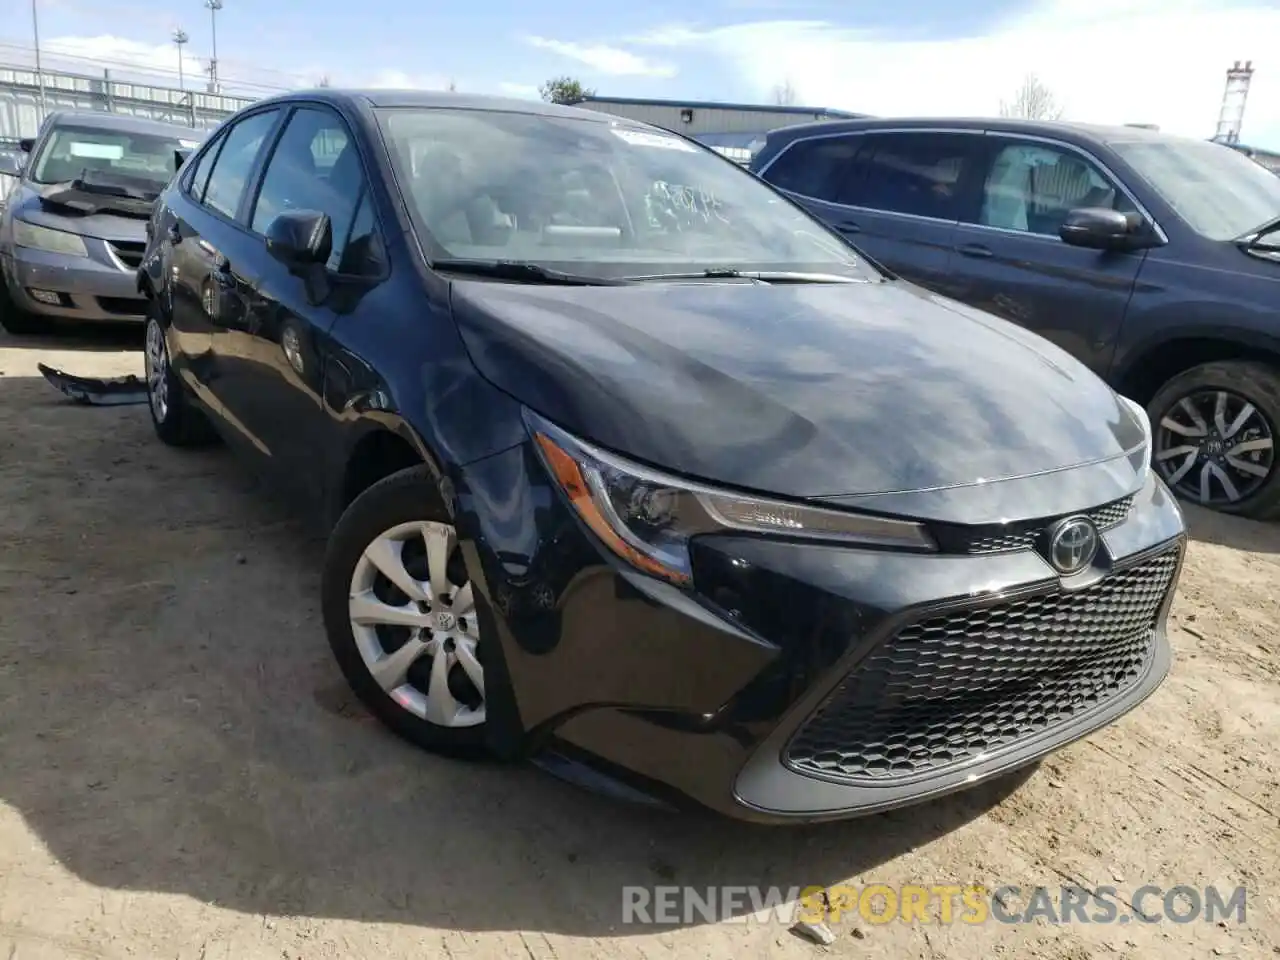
[963,495,1134,555]
[784,547,1180,783]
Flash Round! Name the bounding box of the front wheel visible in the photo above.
[1147,360,1280,520]
[321,465,490,757]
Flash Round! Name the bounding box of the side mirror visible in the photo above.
[1059,207,1147,251]
[264,209,332,270]
[0,153,21,178]
[18,138,34,153]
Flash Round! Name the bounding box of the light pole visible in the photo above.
[173,28,189,91]
[31,0,47,123]
[205,0,222,94]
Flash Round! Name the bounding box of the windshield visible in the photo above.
[376,107,875,280]
[1111,137,1280,240]
[30,124,195,191]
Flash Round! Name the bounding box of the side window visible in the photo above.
[761,135,864,203]
[845,133,975,221]
[975,141,1136,236]
[184,129,225,201]
[250,106,367,272]
[337,192,386,276]
[202,108,282,219]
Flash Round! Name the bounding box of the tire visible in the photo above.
[1147,360,1280,520]
[144,305,218,447]
[322,465,491,758]
[0,276,51,336]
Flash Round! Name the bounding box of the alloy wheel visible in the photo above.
[1154,388,1275,506]
[144,319,169,423]
[347,520,485,727]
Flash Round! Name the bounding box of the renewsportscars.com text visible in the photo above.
[621,884,1248,926]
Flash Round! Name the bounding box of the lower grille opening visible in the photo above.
[96,296,146,316]
[784,547,1180,783]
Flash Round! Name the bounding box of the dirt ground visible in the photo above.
[0,324,1277,960]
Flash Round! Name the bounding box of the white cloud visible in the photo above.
[365,69,455,90]
[635,0,1280,147]
[525,36,676,79]
[36,34,203,83]
[498,81,542,100]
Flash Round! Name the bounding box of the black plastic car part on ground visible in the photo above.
[750,117,1280,520]
[134,88,1186,823]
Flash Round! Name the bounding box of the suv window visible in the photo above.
[202,109,281,219]
[845,132,974,221]
[251,106,369,273]
[761,135,864,203]
[976,141,1135,236]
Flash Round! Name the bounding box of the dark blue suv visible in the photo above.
[752,118,1280,520]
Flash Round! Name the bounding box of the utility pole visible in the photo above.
[205,0,223,94]
[173,28,190,91]
[31,0,47,123]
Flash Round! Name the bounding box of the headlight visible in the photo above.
[1118,394,1152,483]
[13,219,88,257]
[527,410,936,587]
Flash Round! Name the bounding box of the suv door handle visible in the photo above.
[956,243,993,259]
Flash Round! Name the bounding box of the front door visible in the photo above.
[946,136,1147,375]
[233,104,386,511]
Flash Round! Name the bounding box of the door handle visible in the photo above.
[956,243,993,259]
[834,220,861,234]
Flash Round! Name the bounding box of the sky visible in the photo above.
[4,0,1278,149]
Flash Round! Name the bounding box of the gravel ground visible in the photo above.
[0,325,1276,960]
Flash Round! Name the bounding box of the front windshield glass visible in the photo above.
[376,107,875,279]
[30,124,196,191]
[1111,137,1280,240]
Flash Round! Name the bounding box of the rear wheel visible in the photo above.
[144,307,218,447]
[1148,360,1280,520]
[321,465,489,757]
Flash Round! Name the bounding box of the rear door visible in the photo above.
[170,106,285,456]
[946,135,1148,375]
[836,131,983,298]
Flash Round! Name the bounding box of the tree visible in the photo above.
[446,78,457,92]
[771,78,798,106]
[540,75,595,105]
[999,73,1064,121]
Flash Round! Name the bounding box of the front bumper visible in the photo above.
[2,238,147,321]
[460,445,1186,824]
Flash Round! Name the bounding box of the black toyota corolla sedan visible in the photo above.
[137,89,1186,824]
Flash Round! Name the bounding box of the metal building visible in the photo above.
[572,95,865,162]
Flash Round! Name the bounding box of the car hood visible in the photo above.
[6,184,149,244]
[450,278,1147,515]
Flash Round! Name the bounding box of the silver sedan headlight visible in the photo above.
[526,409,936,587]
[13,219,88,257]
[1118,393,1153,484]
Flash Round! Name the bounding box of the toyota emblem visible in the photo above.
[1048,516,1099,575]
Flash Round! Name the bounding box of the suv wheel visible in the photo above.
[1147,360,1280,520]
[144,307,218,447]
[322,466,489,758]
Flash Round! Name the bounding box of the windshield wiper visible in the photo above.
[1237,213,1280,243]
[430,258,629,286]
[623,268,866,284]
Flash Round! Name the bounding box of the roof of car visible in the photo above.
[765,116,1204,147]
[254,88,622,123]
[46,110,207,140]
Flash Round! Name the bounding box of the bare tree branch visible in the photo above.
[999,73,1064,121]
[771,78,798,106]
